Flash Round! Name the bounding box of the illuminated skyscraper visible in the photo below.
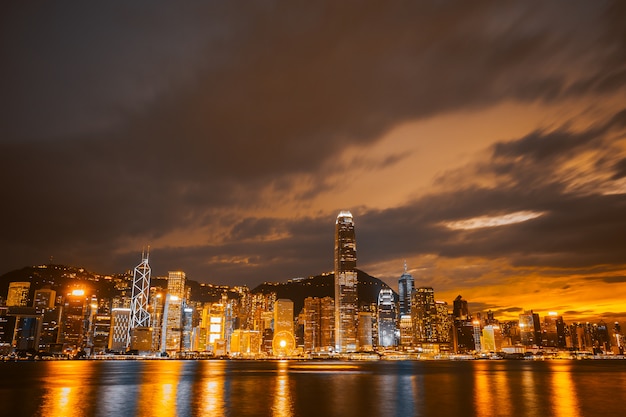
[398,263,414,315]
[162,271,186,355]
[303,297,321,352]
[59,289,89,354]
[334,210,358,352]
[128,249,151,348]
[377,288,397,347]
[357,312,373,351]
[273,299,295,356]
[519,310,540,347]
[109,308,131,352]
[412,287,437,344]
[6,282,30,307]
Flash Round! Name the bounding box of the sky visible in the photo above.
[1,1,626,323]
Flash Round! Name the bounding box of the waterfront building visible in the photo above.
[6,282,30,307]
[357,312,373,351]
[59,289,89,354]
[519,310,541,347]
[128,250,151,349]
[434,300,452,346]
[272,299,295,356]
[92,312,111,354]
[412,287,437,344]
[334,210,358,353]
[303,297,321,352]
[109,308,131,352]
[398,263,414,315]
[162,271,186,354]
[205,302,225,354]
[377,288,397,347]
[542,312,566,348]
[481,325,503,352]
[231,329,262,357]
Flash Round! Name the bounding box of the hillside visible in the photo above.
[251,269,396,314]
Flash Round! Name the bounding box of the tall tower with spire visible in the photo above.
[334,210,358,352]
[128,248,152,347]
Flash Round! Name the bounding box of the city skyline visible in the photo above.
[1,2,626,327]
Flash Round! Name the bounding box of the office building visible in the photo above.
[163,271,186,354]
[6,282,30,307]
[129,250,151,349]
[377,288,397,347]
[398,263,414,315]
[272,299,295,356]
[412,287,437,344]
[334,210,358,352]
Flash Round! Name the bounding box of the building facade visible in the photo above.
[334,211,358,353]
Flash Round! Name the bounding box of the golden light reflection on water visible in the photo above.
[136,361,182,417]
[200,361,226,416]
[474,362,513,417]
[474,362,494,417]
[38,362,96,417]
[272,361,293,417]
[551,363,581,417]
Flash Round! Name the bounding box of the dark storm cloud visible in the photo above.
[357,108,626,271]
[1,1,625,281]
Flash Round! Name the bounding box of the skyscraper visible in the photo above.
[129,250,151,336]
[398,263,414,315]
[412,287,437,344]
[272,299,295,356]
[334,210,358,352]
[377,288,397,347]
[162,271,186,354]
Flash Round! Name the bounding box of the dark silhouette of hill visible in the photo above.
[0,264,128,302]
[251,269,396,314]
[1,265,395,315]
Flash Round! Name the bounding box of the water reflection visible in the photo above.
[3,359,624,417]
[474,362,494,417]
[198,361,226,416]
[272,361,293,417]
[38,362,97,417]
[136,361,182,417]
[551,362,581,417]
[473,362,514,417]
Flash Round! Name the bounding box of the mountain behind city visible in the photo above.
[0,264,394,313]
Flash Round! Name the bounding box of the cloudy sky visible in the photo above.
[2,1,625,322]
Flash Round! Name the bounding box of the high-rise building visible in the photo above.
[377,288,397,347]
[519,310,541,347]
[412,287,437,344]
[6,282,30,307]
[109,308,131,352]
[272,299,295,356]
[357,312,373,351]
[334,210,358,353]
[398,263,414,315]
[542,312,566,348]
[59,289,89,354]
[303,297,321,352]
[129,250,151,348]
[434,300,452,346]
[162,271,186,355]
